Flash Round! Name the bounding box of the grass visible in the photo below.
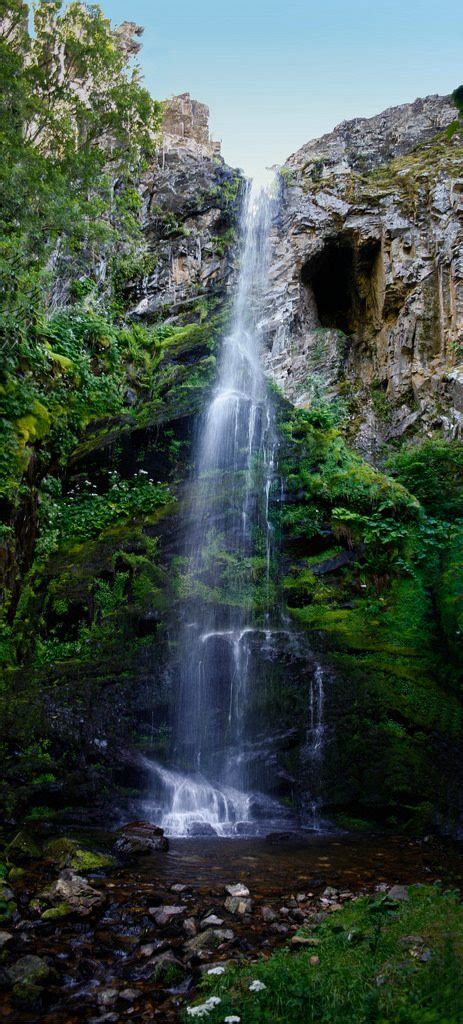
[184,886,463,1023]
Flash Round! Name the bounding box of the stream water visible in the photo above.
[144,180,319,837]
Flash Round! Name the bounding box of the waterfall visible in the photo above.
[142,179,325,836]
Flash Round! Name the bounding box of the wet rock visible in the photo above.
[224,896,252,916]
[171,883,188,893]
[5,832,41,863]
[183,917,197,937]
[0,931,12,949]
[388,885,409,901]
[322,886,338,899]
[225,883,250,898]
[147,951,185,983]
[97,987,118,1006]
[185,927,234,953]
[201,914,224,928]
[41,902,72,921]
[139,939,170,957]
[8,955,51,986]
[0,882,15,903]
[44,837,114,872]
[261,906,277,923]
[42,869,105,916]
[114,821,168,857]
[119,988,139,1002]
[187,822,217,836]
[152,905,184,926]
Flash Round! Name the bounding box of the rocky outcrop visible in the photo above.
[127,95,241,323]
[265,94,463,454]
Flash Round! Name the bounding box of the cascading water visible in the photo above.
[143,178,326,836]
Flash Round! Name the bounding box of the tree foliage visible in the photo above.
[0,0,162,363]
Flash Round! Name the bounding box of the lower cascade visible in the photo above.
[145,179,325,837]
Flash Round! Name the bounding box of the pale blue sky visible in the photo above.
[104,0,462,181]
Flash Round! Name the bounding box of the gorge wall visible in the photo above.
[265,94,463,454]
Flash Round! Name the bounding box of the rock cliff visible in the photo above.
[265,94,463,455]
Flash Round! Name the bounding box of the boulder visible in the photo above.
[187,822,217,836]
[8,955,51,986]
[224,896,252,916]
[42,870,105,916]
[184,928,234,953]
[113,821,168,858]
[152,905,184,926]
[44,837,114,872]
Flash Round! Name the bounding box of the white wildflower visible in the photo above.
[138,469,148,475]
[249,980,266,992]
[207,965,226,975]
[224,1017,241,1023]
[186,996,221,1017]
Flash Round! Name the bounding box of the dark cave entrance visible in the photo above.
[301,234,382,335]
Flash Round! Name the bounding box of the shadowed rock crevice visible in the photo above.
[300,233,383,339]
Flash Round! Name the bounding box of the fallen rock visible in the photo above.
[200,914,224,928]
[97,988,118,1007]
[44,838,114,872]
[388,885,409,901]
[183,917,197,937]
[261,906,277,923]
[147,951,185,983]
[8,955,51,986]
[41,902,72,921]
[187,822,217,836]
[113,821,168,858]
[185,928,234,953]
[224,896,252,916]
[225,883,250,898]
[42,870,105,916]
[0,931,12,949]
[152,905,184,926]
[119,988,139,1002]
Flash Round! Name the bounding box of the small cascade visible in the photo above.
[305,663,326,829]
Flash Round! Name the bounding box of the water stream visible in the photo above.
[145,180,324,836]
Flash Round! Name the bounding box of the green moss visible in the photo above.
[41,902,72,921]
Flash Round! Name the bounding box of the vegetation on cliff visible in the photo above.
[0,0,240,821]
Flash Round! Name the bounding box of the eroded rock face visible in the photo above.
[128,129,243,322]
[265,94,463,453]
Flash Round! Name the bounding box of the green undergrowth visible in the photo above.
[189,886,463,1024]
[276,395,463,824]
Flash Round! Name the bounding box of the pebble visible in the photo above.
[225,883,250,898]
[201,914,224,928]
[152,905,184,926]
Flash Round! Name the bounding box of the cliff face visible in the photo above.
[265,95,463,455]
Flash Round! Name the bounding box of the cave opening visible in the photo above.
[301,234,382,335]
